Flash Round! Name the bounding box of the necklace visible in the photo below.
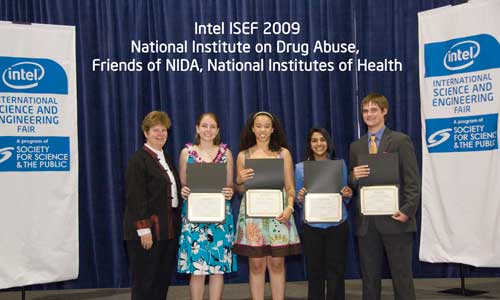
[196,145,218,162]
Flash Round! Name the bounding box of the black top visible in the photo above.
[123,146,182,240]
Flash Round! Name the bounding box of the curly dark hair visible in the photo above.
[304,127,336,160]
[239,112,288,152]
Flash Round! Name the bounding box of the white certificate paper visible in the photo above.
[304,193,342,223]
[187,193,225,223]
[360,185,399,215]
[245,189,283,217]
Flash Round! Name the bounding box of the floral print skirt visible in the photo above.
[177,200,237,274]
[233,195,301,257]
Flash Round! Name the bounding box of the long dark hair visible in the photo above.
[304,127,335,160]
[239,112,288,152]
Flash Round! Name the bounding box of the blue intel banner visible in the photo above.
[0,22,78,289]
[424,34,500,78]
[419,0,500,267]
[0,56,68,94]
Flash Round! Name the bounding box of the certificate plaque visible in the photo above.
[304,193,342,223]
[245,189,283,218]
[187,193,225,223]
[360,185,399,215]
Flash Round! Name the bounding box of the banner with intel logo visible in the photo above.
[0,56,68,94]
[424,34,500,77]
[418,0,500,267]
[0,22,78,289]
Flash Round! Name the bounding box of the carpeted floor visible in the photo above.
[1,278,499,300]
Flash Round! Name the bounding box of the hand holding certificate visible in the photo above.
[186,163,226,223]
[357,153,399,215]
[245,159,284,218]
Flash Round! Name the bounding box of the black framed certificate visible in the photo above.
[303,160,343,222]
[245,159,284,217]
[357,153,399,215]
[186,163,226,223]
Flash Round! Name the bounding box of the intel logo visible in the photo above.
[443,40,480,71]
[1,62,45,89]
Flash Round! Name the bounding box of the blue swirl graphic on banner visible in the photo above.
[425,114,498,153]
[0,56,68,94]
[424,34,500,77]
[0,136,70,172]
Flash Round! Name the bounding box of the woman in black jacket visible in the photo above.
[123,111,182,300]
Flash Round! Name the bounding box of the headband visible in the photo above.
[253,111,274,120]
